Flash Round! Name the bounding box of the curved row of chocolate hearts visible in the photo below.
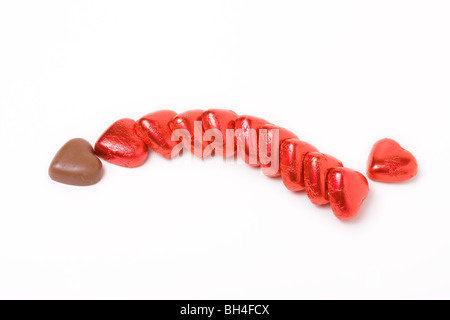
[94,109,370,221]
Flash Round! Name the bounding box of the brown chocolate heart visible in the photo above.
[49,138,103,186]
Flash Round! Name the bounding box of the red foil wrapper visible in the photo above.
[259,124,298,178]
[328,167,369,221]
[95,118,149,168]
[234,115,271,167]
[280,139,318,191]
[135,110,178,159]
[169,109,208,158]
[201,109,239,158]
[303,152,343,205]
[367,138,418,183]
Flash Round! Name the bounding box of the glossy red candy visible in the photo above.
[280,139,318,191]
[201,109,239,157]
[259,124,298,178]
[367,138,418,183]
[328,168,369,221]
[53,107,387,222]
[95,118,149,168]
[135,110,178,159]
[234,115,271,167]
[169,110,208,158]
[303,152,343,205]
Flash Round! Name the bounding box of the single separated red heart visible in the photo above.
[367,138,418,183]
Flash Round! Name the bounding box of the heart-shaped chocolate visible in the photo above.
[234,115,272,167]
[168,109,209,158]
[135,110,178,159]
[201,109,239,158]
[303,152,343,205]
[328,168,369,221]
[95,118,149,168]
[49,138,103,186]
[280,139,318,191]
[367,138,418,183]
[259,124,298,178]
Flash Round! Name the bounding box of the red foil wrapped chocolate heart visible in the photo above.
[234,115,271,167]
[328,168,369,221]
[169,109,208,158]
[201,109,239,158]
[367,138,418,183]
[259,124,298,178]
[135,110,178,159]
[280,139,318,191]
[95,118,149,168]
[304,152,343,205]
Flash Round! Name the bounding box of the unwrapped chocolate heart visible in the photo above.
[49,138,103,186]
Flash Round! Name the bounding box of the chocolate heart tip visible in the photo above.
[49,138,104,187]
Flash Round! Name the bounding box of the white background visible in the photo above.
[0,1,449,300]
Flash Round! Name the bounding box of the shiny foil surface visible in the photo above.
[259,124,298,178]
[234,115,271,167]
[95,118,149,168]
[169,109,208,158]
[367,138,418,183]
[303,152,343,205]
[135,110,178,159]
[201,109,239,157]
[280,139,318,191]
[328,167,369,221]
[50,108,383,221]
